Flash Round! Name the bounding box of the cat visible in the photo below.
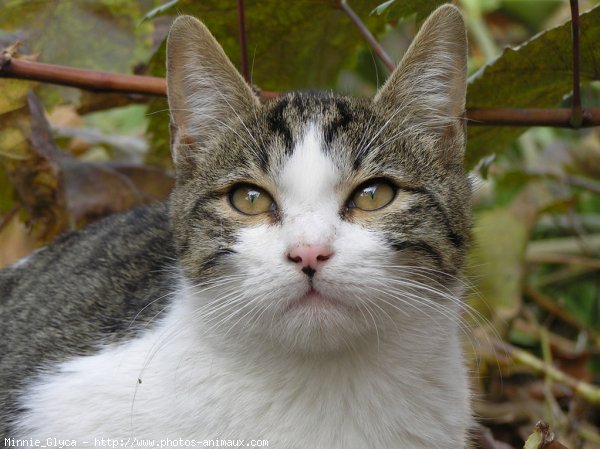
[0,4,471,448]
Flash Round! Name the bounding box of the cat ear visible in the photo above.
[166,16,259,167]
[373,5,467,154]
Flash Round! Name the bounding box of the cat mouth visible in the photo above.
[286,287,347,311]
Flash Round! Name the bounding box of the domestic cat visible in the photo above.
[0,4,471,448]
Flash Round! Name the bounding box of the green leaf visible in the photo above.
[371,0,448,22]
[465,5,600,168]
[0,0,157,104]
[467,207,528,332]
[145,0,388,166]
[147,0,386,91]
[0,79,30,115]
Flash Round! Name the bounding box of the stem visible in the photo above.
[569,0,582,128]
[236,0,251,83]
[339,0,395,73]
[492,340,600,404]
[524,286,600,346]
[526,253,600,270]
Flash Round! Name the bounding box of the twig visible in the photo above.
[540,327,565,429]
[512,319,600,357]
[536,266,597,288]
[569,0,582,128]
[564,174,600,195]
[524,286,600,346]
[526,253,600,269]
[492,340,600,404]
[236,0,250,83]
[0,55,276,100]
[521,167,600,195]
[527,234,600,258]
[1,55,166,97]
[338,0,395,72]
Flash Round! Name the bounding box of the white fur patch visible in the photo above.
[15,284,470,448]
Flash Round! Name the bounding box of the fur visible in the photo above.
[1,5,472,448]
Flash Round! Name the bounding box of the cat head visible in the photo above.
[166,5,470,353]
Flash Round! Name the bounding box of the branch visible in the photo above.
[466,108,600,127]
[524,286,600,346]
[1,55,166,97]
[492,340,600,404]
[339,0,396,73]
[0,54,277,101]
[3,55,600,128]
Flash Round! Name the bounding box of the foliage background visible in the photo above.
[1,1,600,447]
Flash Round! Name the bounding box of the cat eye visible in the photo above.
[348,180,396,211]
[229,184,276,216]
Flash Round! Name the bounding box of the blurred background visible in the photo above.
[1,1,599,447]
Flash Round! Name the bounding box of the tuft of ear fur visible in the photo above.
[374,5,467,155]
[166,15,259,169]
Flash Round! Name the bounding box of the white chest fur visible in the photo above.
[14,288,470,449]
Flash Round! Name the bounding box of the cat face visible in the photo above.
[166,7,470,353]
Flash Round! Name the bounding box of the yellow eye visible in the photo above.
[230,184,275,215]
[350,181,396,211]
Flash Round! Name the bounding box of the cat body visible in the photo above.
[1,6,472,448]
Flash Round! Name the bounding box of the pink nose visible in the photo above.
[287,244,333,276]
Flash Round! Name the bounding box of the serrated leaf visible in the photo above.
[465,5,600,168]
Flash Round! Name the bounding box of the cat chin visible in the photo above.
[264,302,373,354]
